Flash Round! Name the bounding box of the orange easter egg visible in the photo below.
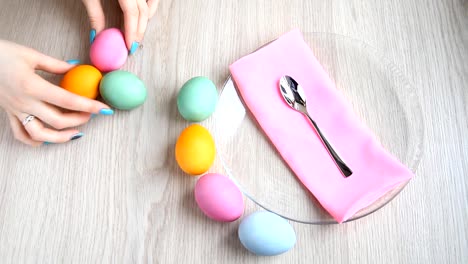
[175,124,216,176]
[60,65,102,99]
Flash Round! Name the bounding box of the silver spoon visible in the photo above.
[279,75,353,177]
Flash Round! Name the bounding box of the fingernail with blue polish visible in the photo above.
[43,141,53,145]
[66,59,80,65]
[89,29,96,44]
[70,132,84,141]
[99,109,114,115]
[129,41,139,55]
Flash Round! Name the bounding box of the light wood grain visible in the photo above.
[0,0,467,263]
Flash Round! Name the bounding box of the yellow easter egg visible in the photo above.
[175,124,216,175]
[60,65,102,99]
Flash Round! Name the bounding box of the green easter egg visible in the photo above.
[99,70,147,110]
[177,76,218,122]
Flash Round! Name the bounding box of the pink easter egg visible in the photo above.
[90,28,128,72]
[194,173,244,222]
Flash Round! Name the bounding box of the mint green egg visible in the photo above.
[99,70,147,110]
[177,76,218,122]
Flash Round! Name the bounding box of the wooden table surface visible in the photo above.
[0,0,467,263]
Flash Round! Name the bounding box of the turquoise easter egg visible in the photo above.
[238,211,296,256]
[99,70,147,110]
[177,76,218,122]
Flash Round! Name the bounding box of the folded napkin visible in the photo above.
[229,29,413,223]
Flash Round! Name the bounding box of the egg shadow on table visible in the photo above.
[181,188,250,257]
[179,184,231,223]
[224,223,250,257]
[168,92,185,124]
[164,94,191,173]
[163,90,201,176]
[181,186,209,222]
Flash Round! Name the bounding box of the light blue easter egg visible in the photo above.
[177,76,218,122]
[238,211,296,256]
[99,70,147,110]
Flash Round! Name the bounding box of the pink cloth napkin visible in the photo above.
[229,29,413,223]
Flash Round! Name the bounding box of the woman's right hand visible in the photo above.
[0,40,113,146]
[82,0,159,54]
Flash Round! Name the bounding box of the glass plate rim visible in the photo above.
[214,31,425,225]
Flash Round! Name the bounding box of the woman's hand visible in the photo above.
[82,0,159,54]
[0,40,113,146]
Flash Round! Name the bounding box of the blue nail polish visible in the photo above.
[99,109,114,115]
[90,29,96,44]
[129,41,139,55]
[66,59,80,65]
[43,141,53,145]
[70,132,84,141]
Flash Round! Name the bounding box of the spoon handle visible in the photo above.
[304,113,353,177]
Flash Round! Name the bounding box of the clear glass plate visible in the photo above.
[206,32,424,224]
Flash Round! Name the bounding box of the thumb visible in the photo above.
[82,0,106,34]
[147,0,160,18]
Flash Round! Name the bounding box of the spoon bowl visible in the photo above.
[279,75,353,177]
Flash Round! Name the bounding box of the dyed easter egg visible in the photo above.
[175,124,215,175]
[194,173,244,222]
[60,65,102,99]
[99,70,147,110]
[90,28,128,72]
[177,76,218,122]
[238,211,296,256]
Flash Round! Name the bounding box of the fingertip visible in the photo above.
[31,142,43,147]
[93,23,106,36]
[98,108,114,115]
[90,23,106,44]
[129,41,139,55]
[95,100,112,111]
[147,0,160,18]
[121,5,139,50]
[89,101,114,116]
[70,132,84,141]
[35,55,75,74]
[82,0,106,43]
[95,24,106,33]
[90,29,97,44]
[125,32,134,50]
[66,59,81,65]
